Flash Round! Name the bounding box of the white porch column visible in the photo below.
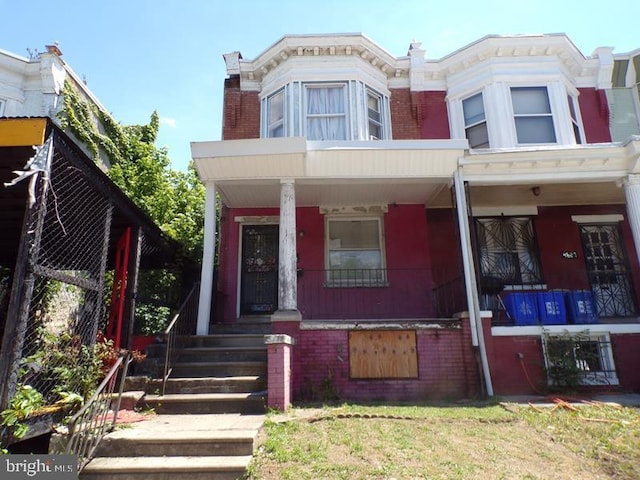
[278,180,297,311]
[196,181,217,335]
[623,174,640,265]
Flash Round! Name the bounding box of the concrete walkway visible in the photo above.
[500,392,640,407]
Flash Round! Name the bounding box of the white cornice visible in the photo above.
[227,33,613,93]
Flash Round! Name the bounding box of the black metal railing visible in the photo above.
[162,283,200,395]
[62,353,129,471]
[296,268,465,320]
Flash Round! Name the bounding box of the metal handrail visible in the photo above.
[63,352,129,471]
[161,283,200,396]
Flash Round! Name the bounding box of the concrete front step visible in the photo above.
[143,392,266,414]
[144,376,266,394]
[176,346,267,363]
[171,360,267,378]
[96,429,256,457]
[179,334,267,348]
[80,455,252,480]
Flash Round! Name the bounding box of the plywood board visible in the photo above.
[349,330,418,379]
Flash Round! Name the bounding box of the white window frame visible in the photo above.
[304,83,348,141]
[366,89,383,140]
[324,215,387,287]
[0,99,5,116]
[542,331,619,386]
[462,92,489,148]
[510,86,557,145]
[567,94,583,144]
[265,89,285,138]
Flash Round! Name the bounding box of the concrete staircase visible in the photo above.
[81,325,269,480]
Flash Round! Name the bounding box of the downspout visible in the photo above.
[453,166,494,397]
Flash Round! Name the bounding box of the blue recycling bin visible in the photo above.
[536,291,567,325]
[565,290,598,324]
[503,292,538,325]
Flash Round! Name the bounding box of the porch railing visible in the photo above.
[161,283,200,395]
[297,268,465,320]
[62,353,129,471]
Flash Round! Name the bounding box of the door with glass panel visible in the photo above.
[579,224,636,317]
[240,225,279,315]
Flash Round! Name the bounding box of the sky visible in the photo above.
[2,0,639,172]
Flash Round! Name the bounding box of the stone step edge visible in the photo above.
[83,455,252,473]
[103,429,258,443]
[144,392,266,402]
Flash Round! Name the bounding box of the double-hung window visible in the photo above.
[266,89,285,137]
[326,217,386,286]
[511,87,556,144]
[476,217,542,286]
[306,84,347,140]
[568,95,583,144]
[462,92,489,148]
[367,90,383,140]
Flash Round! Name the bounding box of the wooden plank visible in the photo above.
[349,330,418,379]
[0,118,47,146]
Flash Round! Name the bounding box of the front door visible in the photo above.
[240,225,279,315]
[580,224,636,317]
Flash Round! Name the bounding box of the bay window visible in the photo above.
[262,82,389,141]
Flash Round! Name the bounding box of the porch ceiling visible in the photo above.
[192,137,465,208]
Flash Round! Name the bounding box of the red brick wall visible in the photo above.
[222,76,260,140]
[577,88,611,144]
[390,89,450,140]
[612,334,640,391]
[273,320,480,402]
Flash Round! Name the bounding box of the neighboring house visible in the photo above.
[193,33,640,402]
[0,46,189,443]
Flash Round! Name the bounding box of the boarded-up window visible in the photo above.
[349,330,418,379]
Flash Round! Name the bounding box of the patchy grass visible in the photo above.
[247,401,640,480]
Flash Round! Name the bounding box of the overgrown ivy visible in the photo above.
[59,80,205,261]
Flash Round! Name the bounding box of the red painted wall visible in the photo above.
[577,88,611,144]
[273,319,480,402]
[216,205,436,322]
[612,334,640,391]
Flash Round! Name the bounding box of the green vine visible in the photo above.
[542,329,597,390]
[59,80,124,164]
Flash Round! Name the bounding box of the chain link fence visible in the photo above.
[0,127,193,445]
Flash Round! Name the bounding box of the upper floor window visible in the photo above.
[367,90,383,140]
[306,85,347,141]
[568,95,583,144]
[511,87,556,144]
[462,93,489,148]
[262,81,390,141]
[267,90,284,138]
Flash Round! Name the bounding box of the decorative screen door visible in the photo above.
[579,224,636,317]
[240,225,279,315]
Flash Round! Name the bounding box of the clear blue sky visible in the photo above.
[2,0,639,171]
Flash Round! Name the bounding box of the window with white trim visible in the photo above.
[0,99,5,116]
[266,89,284,138]
[542,331,619,386]
[262,82,389,141]
[367,89,383,140]
[567,95,583,144]
[462,92,489,148]
[511,87,557,144]
[305,84,347,140]
[325,217,386,286]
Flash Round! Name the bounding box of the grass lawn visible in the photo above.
[247,400,640,480]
